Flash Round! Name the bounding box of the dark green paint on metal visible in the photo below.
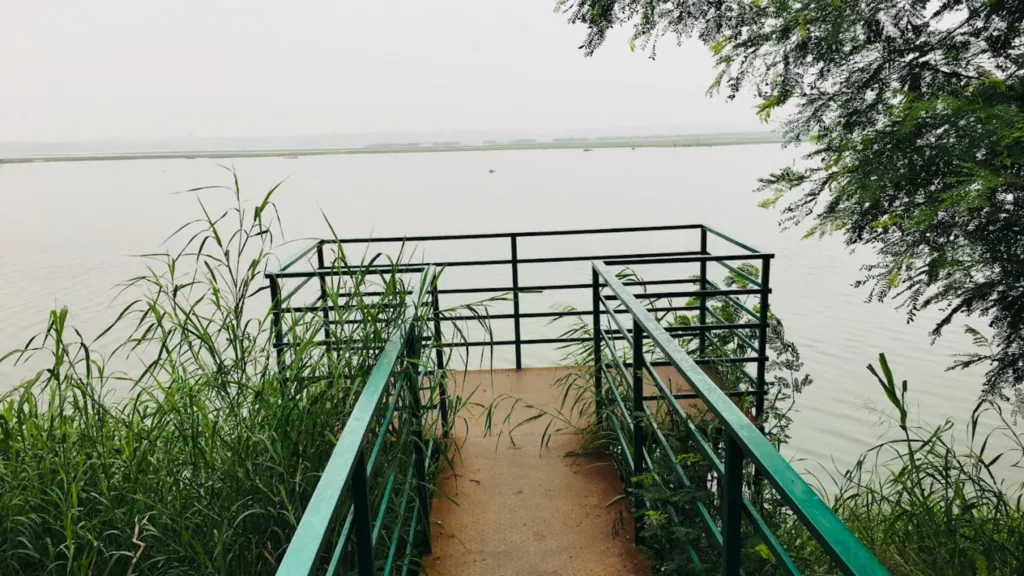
[275,268,437,576]
[593,261,888,576]
[723,435,744,576]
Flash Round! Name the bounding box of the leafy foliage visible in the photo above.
[558,0,1024,407]
[0,176,466,574]
[827,354,1024,575]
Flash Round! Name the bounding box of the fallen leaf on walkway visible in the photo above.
[604,494,626,508]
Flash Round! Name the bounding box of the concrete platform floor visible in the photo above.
[422,367,648,576]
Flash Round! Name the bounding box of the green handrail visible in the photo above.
[592,261,888,576]
[276,266,437,576]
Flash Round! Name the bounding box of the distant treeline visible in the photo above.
[360,133,777,149]
[552,132,775,143]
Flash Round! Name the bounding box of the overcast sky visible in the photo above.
[1,1,767,142]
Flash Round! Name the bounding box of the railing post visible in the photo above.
[268,275,285,372]
[316,242,332,349]
[755,257,770,424]
[406,326,433,554]
[631,318,646,545]
[510,234,522,370]
[722,435,743,576]
[754,257,771,508]
[350,449,376,576]
[592,268,603,429]
[431,284,449,437]
[698,227,708,358]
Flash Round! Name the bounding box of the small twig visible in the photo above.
[127,514,149,576]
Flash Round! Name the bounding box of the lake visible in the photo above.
[0,144,1006,479]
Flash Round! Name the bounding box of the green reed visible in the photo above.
[819,353,1024,576]
[0,175,468,575]
[535,265,1024,574]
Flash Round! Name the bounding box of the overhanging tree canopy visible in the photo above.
[558,0,1024,408]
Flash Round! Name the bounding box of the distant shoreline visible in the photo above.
[0,134,785,164]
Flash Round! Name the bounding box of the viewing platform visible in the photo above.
[263,225,888,575]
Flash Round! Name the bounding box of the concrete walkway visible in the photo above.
[422,368,648,576]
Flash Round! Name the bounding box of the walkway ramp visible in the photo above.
[423,368,647,576]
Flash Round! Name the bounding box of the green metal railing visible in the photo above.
[591,261,888,575]
[274,267,439,576]
[266,224,885,574]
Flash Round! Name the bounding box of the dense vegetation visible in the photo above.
[0,181,458,575]
[543,266,1024,574]
[558,0,1024,411]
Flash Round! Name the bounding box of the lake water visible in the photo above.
[0,144,1011,480]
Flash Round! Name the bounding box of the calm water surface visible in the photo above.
[0,144,1010,479]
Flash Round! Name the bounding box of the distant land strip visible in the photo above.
[0,133,786,164]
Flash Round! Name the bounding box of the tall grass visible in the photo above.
[0,176,465,575]
[822,354,1024,575]
[535,265,1024,574]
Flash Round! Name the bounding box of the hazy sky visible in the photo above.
[1,1,767,142]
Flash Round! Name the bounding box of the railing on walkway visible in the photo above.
[267,224,773,423]
[266,224,885,575]
[273,268,440,576]
[591,261,887,575]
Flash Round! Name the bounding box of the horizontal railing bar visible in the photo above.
[325,505,355,575]
[600,363,634,430]
[639,398,724,551]
[366,380,406,476]
[382,460,418,574]
[372,468,400,545]
[282,336,763,361]
[271,266,429,279]
[714,260,762,288]
[635,444,705,563]
[319,289,417,298]
[629,361,730,565]
[600,252,772,266]
[329,309,736,327]
[641,379,794,574]
[743,500,802,575]
[625,356,763,366]
[705,308,760,354]
[433,335,681,348]
[602,287,766,301]
[435,277,700,295]
[268,238,321,275]
[302,278,699,300]
[421,306,701,323]
[278,302,405,313]
[601,330,631,386]
[705,279,760,321]
[607,408,635,472]
[638,355,726,476]
[701,330,760,388]
[600,293,634,338]
[593,261,887,575]
[280,274,317,304]
[322,223,705,244]
[603,322,763,337]
[270,250,703,278]
[397,438,434,576]
[641,390,762,401]
[270,251,770,280]
[398,250,701,268]
[703,225,767,255]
